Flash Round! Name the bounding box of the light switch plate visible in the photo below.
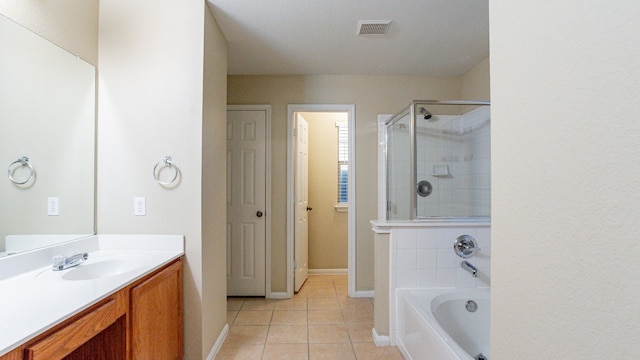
[134,197,146,216]
[47,197,59,216]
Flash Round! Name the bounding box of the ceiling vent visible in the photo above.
[357,20,392,36]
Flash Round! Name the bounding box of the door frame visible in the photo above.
[286,104,356,298]
[227,104,272,297]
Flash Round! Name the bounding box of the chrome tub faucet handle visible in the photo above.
[453,235,481,258]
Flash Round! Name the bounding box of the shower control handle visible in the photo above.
[454,235,480,258]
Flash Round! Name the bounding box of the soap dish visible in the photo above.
[432,164,451,177]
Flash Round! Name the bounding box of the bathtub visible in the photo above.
[397,288,490,360]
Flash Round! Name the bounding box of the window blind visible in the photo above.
[337,122,348,203]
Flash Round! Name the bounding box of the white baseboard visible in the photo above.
[309,268,348,275]
[205,323,229,360]
[267,291,290,299]
[372,327,390,347]
[353,290,374,298]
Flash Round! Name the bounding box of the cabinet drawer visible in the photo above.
[24,291,126,360]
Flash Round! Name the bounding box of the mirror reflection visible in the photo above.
[0,14,96,257]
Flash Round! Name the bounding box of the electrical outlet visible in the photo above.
[48,197,59,216]
[134,197,146,216]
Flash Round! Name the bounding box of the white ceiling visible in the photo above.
[207,0,489,76]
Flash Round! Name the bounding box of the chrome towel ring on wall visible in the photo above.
[153,156,179,186]
[8,156,34,185]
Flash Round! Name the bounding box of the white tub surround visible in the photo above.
[0,234,184,356]
[398,288,490,360]
[371,220,490,345]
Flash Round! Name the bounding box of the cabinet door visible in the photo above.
[130,260,183,360]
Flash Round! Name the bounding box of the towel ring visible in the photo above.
[153,156,179,186]
[8,156,34,185]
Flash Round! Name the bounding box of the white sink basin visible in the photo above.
[36,254,152,282]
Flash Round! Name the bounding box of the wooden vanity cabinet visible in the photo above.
[0,349,20,360]
[0,259,183,360]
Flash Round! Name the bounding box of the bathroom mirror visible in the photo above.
[0,14,96,256]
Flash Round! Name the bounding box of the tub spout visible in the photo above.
[461,260,478,277]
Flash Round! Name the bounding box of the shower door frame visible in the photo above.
[384,100,491,221]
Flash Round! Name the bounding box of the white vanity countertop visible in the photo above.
[0,234,184,356]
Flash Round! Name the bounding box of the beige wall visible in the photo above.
[229,75,463,292]
[491,1,640,358]
[461,57,490,101]
[98,2,226,359]
[201,4,228,359]
[0,0,98,65]
[303,112,348,270]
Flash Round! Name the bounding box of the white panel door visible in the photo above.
[294,114,309,292]
[227,109,266,296]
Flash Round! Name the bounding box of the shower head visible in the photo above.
[418,107,433,120]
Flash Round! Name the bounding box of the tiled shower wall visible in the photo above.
[387,223,491,344]
[470,110,491,215]
[415,107,491,217]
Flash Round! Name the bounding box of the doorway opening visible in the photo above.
[287,104,356,298]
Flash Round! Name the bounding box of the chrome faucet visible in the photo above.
[52,252,88,271]
[453,235,481,258]
[461,260,478,277]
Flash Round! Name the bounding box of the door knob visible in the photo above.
[306,206,313,211]
[256,211,263,218]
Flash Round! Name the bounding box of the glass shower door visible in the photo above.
[386,110,412,220]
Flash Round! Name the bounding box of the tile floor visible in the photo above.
[219,274,404,359]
